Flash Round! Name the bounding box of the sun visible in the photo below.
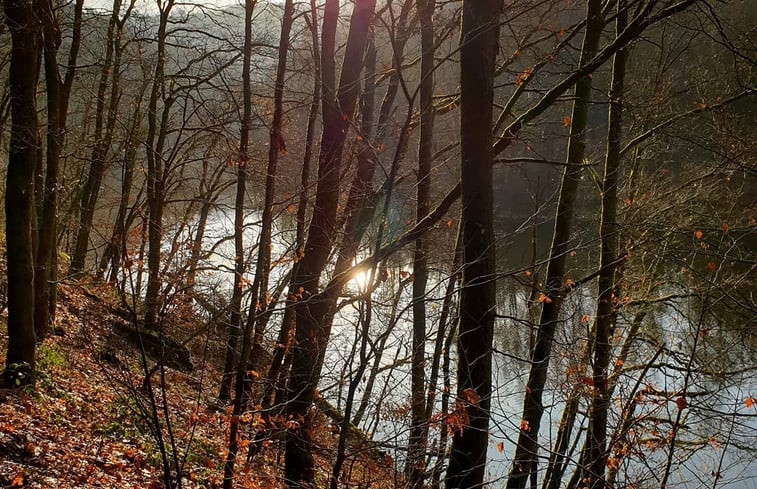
[352,269,370,291]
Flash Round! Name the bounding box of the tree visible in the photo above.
[285,0,378,483]
[406,0,436,484]
[582,3,628,486]
[143,0,174,331]
[35,0,84,340]
[2,0,40,387]
[218,0,255,405]
[507,2,605,486]
[445,0,500,486]
[222,0,294,483]
[69,0,127,276]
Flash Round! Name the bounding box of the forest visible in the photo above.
[0,0,755,487]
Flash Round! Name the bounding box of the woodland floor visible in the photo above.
[0,278,395,488]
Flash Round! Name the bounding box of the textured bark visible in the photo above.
[97,3,140,281]
[100,87,146,282]
[69,0,123,275]
[246,0,294,384]
[406,0,435,484]
[35,0,84,340]
[584,3,628,487]
[507,2,603,487]
[218,0,254,405]
[285,0,377,483]
[223,0,290,482]
[143,1,174,331]
[329,34,376,489]
[261,0,320,408]
[2,0,40,387]
[445,0,500,486]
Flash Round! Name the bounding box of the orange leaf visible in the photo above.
[497,442,504,453]
[515,67,532,86]
[562,115,572,127]
[694,229,703,239]
[721,221,729,232]
[462,387,481,405]
[745,397,754,408]
[446,218,453,228]
[676,396,688,410]
[537,293,552,304]
[581,314,591,323]
[520,419,530,432]
[707,262,716,272]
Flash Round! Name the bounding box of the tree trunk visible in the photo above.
[261,0,320,408]
[445,0,500,485]
[507,2,603,487]
[35,0,84,340]
[221,0,256,484]
[285,0,377,483]
[584,5,627,486]
[69,0,122,275]
[2,0,40,387]
[329,33,377,489]
[407,0,435,484]
[218,0,254,402]
[101,96,144,282]
[143,1,174,331]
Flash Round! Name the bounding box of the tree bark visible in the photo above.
[69,0,123,275]
[407,0,435,484]
[329,32,377,489]
[584,4,628,486]
[143,0,174,331]
[218,0,254,404]
[507,2,603,487]
[261,0,320,409]
[2,0,40,387]
[221,0,255,478]
[35,0,84,340]
[285,0,377,484]
[445,0,500,486]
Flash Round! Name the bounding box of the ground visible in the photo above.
[0,279,394,488]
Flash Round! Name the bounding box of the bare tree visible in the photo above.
[445,0,501,486]
[2,0,41,387]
